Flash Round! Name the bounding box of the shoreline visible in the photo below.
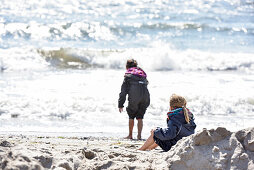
[0,131,125,138]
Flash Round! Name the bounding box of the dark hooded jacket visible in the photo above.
[153,108,196,151]
[118,67,149,109]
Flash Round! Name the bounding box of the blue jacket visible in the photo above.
[153,108,196,151]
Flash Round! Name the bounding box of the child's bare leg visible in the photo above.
[147,143,158,150]
[137,119,143,140]
[138,132,155,150]
[125,119,134,139]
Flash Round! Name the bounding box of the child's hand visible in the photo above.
[119,107,123,113]
[150,128,157,134]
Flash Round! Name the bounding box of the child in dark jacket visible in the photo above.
[138,94,196,151]
[118,59,150,140]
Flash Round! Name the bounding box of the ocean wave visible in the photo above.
[37,47,177,71]
[0,47,49,72]
[37,48,124,69]
[207,62,254,71]
[1,21,253,43]
[0,22,117,42]
[1,46,253,73]
[37,47,254,73]
[0,59,7,72]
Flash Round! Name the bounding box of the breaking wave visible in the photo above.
[1,45,253,73]
[37,47,254,73]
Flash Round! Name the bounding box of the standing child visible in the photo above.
[138,94,196,151]
[118,59,150,140]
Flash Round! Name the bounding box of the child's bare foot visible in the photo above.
[138,147,146,151]
[124,135,133,139]
[137,135,141,140]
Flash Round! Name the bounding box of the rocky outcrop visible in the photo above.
[166,127,254,170]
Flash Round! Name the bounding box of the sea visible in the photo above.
[0,0,254,138]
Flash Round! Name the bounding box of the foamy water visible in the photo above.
[0,0,254,138]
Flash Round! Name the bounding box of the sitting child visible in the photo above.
[138,94,196,151]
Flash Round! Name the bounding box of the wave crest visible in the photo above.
[37,46,254,73]
[37,48,121,69]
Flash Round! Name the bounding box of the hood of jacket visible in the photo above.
[167,108,194,124]
[125,67,147,78]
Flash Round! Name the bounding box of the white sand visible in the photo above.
[1,127,254,170]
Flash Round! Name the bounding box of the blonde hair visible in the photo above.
[170,94,190,124]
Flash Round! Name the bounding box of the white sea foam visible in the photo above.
[0,68,254,137]
[0,47,49,72]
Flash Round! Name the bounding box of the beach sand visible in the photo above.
[1,127,254,170]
